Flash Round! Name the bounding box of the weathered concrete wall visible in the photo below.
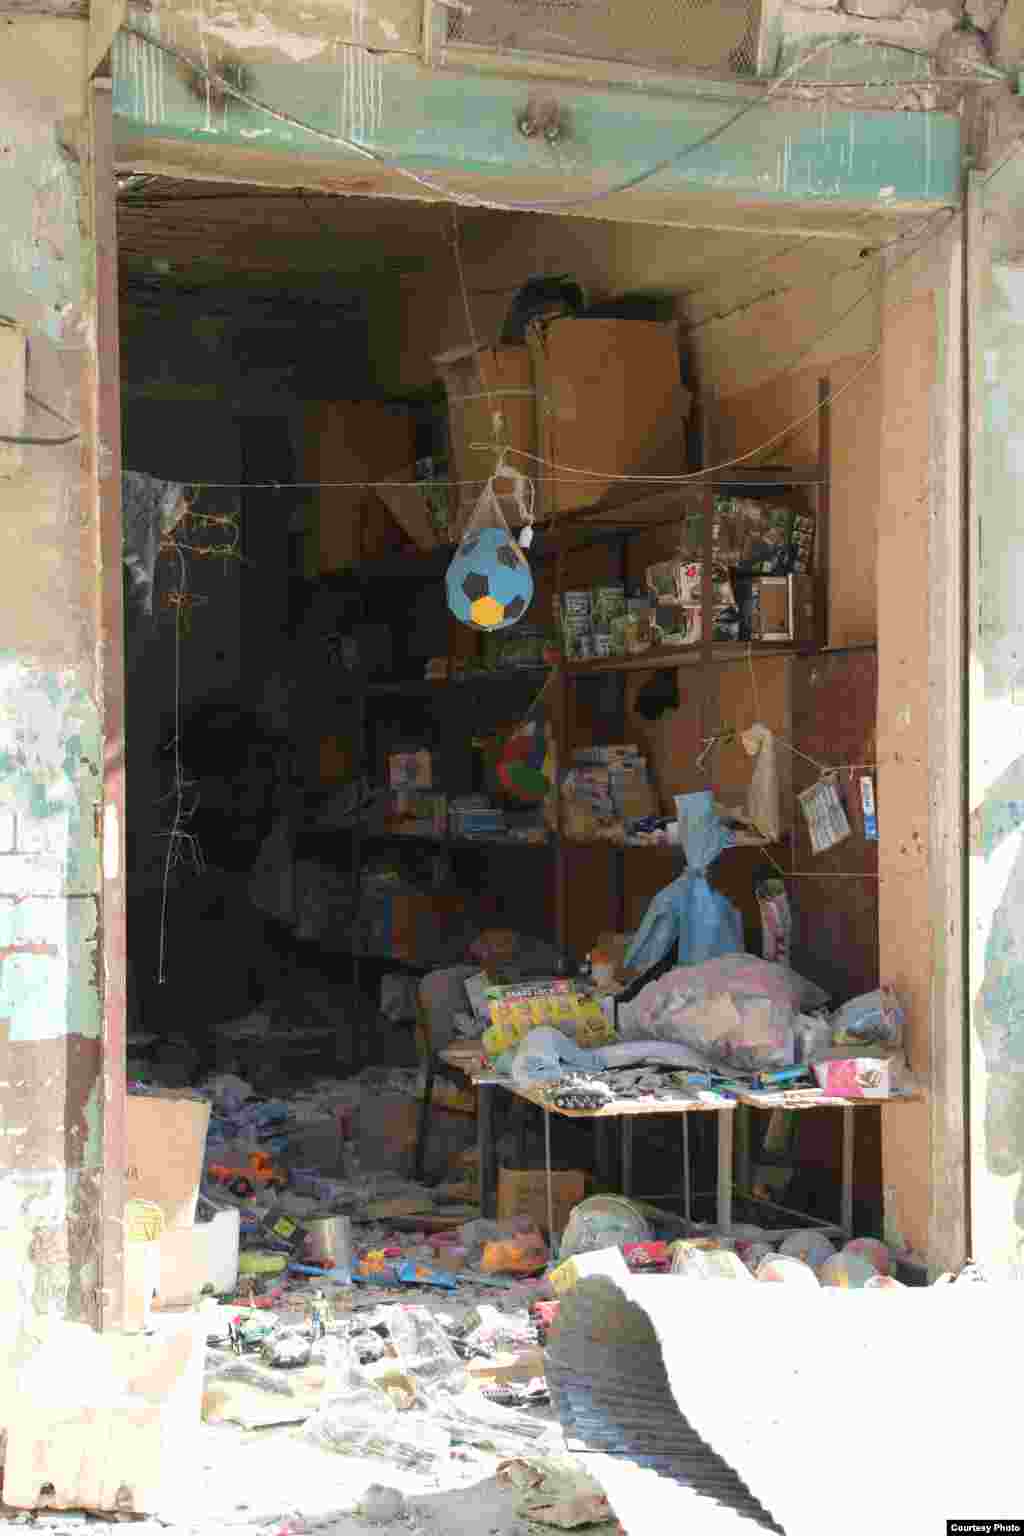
[968,160,1024,1276]
[0,18,104,1369]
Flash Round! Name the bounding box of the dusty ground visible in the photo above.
[1,1418,585,1536]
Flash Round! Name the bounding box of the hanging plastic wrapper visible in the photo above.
[624,791,745,973]
[798,772,851,854]
[445,466,535,632]
[122,471,188,616]
[741,724,781,843]
[756,877,792,967]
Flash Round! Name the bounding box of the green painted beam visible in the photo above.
[112,38,960,211]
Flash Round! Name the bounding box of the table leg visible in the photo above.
[734,1104,752,1197]
[479,1083,497,1220]
[717,1111,734,1232]
[544,1109,556,1250]
[841,1106,855,1239]
[621,1117,634,1197]
[593,1120,615,1188]
[682,1116,692,1228]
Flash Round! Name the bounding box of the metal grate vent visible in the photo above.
[442,0,761,77]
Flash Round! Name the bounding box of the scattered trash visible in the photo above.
[481,1229,549,1276]
[261,1328,314,1369]
[526,1493,613,1529]
[358,1485,408,1525]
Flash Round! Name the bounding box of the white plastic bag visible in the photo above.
[741,723,781,843]
[303,1335,451,1466]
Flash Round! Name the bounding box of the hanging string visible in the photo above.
[451,206,505,459]
[475,206,958,487]
[155,544,205,985]
[746,643,761,730]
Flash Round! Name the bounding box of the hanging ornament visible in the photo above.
[445,466,535,631]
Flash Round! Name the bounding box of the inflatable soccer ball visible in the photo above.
[445,526,534,631]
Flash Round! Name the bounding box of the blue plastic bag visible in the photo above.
[625,791,744,971]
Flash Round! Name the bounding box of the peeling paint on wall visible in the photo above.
[969,201,1024,1274]
[0,27,105,1349]
[0,655,101,896]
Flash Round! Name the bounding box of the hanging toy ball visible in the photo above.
[446,526,534,631]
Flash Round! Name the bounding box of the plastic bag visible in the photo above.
[389,1304,466,1391]
[381,973,419,1023]
[742,724,781,843]
[302,1336,451,1466]
[625,792,744,973]
[503,1026,710,1085]
[757,877,792,967]
[122,470,187,617]
[616,955,829,1072]
[831,985,904,1048]
[481,1230,549,1275]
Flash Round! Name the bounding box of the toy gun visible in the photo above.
[207,1150,288,1198]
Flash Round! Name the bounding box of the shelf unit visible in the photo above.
[294,385,829,1032]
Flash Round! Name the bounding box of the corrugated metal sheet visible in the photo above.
[546,1274,1024,1535]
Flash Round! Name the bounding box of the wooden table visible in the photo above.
[440,1044,918,1244]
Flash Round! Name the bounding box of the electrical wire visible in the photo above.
[0,390,82,446]
[128,207,956,495]
[679,207,950,337]
[981,136,1024,189]
[0,428,80,446]
[123,26,857,215]
[486,206,957,485]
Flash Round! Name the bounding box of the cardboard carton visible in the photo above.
[497,1167,586,1237]
[437,320,688,533]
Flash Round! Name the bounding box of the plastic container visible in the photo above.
[157,1208,240,1305]
[304,1215,353,1272]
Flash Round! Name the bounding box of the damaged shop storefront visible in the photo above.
[3,0,1024,1525]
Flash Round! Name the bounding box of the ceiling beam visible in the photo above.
[0,0,88,13]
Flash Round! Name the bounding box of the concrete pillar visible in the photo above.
[0,19,121,1392]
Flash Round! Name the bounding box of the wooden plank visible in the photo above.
[81,74,128,1334]
[0,0,87,13]
[788,648,879,1001]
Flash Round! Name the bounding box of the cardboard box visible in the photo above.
[388,749,433,789]
[390,888,468,962]
[126,1094,211,1230]
[303,401,415,573]
[531,319,688,520]
[435,344,535,535]
[497,1167,586,1237]
[357,1093,475,1177]
[437,320,687,533]
[320,735,352,785]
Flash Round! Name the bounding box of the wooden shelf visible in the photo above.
[566,642,801,678]
[365,667,550,696]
